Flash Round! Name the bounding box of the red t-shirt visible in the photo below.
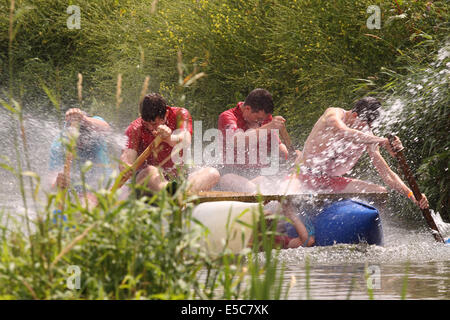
[125,106,192,174]
[218,102,278,169]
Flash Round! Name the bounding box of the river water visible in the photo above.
[278,224,450,299]
[0,105,449,300]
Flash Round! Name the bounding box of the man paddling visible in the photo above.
[48,108,111,190]
[289,97,428,209]
[217,88,301,193]
[47,108,112,209]
[120,93,219,194]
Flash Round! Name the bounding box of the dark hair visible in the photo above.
[140,93,168,121]
[243,88,274,114]
[352,97,381,124]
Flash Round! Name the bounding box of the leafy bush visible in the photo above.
[375,39,449,221]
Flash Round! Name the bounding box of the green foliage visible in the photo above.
[2,1,448,128]
[375,38,450,221]
[0,176,291,299]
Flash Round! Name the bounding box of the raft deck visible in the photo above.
[193,191,388,206]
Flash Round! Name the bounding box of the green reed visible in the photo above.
[0,161,291,300]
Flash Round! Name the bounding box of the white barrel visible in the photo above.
[192,201,260,255]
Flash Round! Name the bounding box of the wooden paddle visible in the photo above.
[279,126,299,164]
[110,135,162,193]
[57,121,79,211]
[387,135,445,243]
[57,150,72,211]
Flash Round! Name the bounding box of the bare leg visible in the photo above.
[136,165,168,192]
[340,179,387,193]
[187,167,220,192]
[279,175,302,194]
[217,173,257,193]
[249,176,272,194]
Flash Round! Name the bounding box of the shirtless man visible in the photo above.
[288,97,428,209]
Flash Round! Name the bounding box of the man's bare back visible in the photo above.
[287,98,429,209]
[302,108,370,176]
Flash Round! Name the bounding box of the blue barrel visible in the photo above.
[313,200,383,246]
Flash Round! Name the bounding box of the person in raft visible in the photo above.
[47,108,112,209]
[48,108,112,191]
[285,96,429,209]
[217,88,301,193]
[119,93,220,194]
[273,201,315,248]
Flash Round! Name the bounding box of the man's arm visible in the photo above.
[85,116,110,132]
[156,125,191,147]
[368,144,428,208]
[119,148,137,172]
[120,124,139,172]
[282,202,314,248]
[65,108,110,132]
[325,108,386,145]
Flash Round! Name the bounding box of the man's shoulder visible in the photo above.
[169,106,190,115]
[92,115,106,121]
[218,104,240,122]
[324,107,344,115]
[125,118,143,133]
[218,109,238,131]
[219,106,235,116]
[321,107,345,123]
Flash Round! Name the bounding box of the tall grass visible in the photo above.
[0,160,292,299]
[1,2,289,297]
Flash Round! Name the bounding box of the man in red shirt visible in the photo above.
[120,93,220,194]
[217,88,301,193]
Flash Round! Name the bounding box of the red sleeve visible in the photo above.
[218,110,238,135]
[176,108,193,135]
[262,114,273,125]
[125,122,140,151]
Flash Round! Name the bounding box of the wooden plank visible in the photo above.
[193,191,389,205]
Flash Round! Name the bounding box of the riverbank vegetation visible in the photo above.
[0,176,287,299]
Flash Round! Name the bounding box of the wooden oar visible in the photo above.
[110,135,162,193]
[388,135,445,243]
[58,149,73,211]
[279,126,299,164]
[279,126,294,153]
[58,121,79,211]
